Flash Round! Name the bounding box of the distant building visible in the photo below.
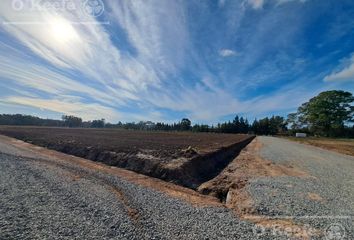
[296,133,307,138]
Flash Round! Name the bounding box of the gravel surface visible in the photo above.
[1,135,353,239]
[247,137,354,239]
[0,139,274,240]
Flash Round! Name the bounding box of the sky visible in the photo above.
[0,0,353,124]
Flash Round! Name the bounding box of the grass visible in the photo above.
[285,137,354,157]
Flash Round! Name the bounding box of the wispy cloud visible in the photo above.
[218,0,227,8]
[247,0,265,10]
[324,54,354,82]
[0,0,162,120]
[219,49,238,57]
[0,0,353,123]
[247,0,308,10]
[107,0,190,76]
[0,1,160,93]
[276,0,308,6]
[3,96,121,121]
[147,77,243,121]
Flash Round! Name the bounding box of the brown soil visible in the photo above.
[0,126,251,158]
[0,126,254,189]
[1,134,222,208]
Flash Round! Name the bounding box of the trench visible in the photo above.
[0,130,254,195]
[156,136,255,189]
[39,136,254,190]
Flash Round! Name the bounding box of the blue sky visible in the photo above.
[0,0,353,124]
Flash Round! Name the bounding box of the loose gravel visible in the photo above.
[0,150,283,240]
[1,135,353,239]
[247,137,354,239]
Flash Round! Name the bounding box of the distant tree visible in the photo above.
[251,116,284,135]
[294,90,354,136]
[239,117,249,133]
[0,114,63,126]
[244,118,250,133]
[287,113,302,130]
[91,119,105,128]
[62,115,83,128]
[155,122,164,131]
[258,117,270,135]
[180,118,191,131]
[269,116,286,135]
[251,119,259,134]
[192,124,209,132]
[233,116,240,133]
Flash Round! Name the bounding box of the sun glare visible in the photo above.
[50,18,79,43]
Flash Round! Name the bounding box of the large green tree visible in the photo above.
[292,90,354,136]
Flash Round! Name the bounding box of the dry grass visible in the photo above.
[286,137,354,157]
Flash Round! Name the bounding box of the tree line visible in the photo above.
[0,90,353,137]
[0,114,290,135]
[0,114,105,128]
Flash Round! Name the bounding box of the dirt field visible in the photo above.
[0,126,254,189]
[285,137,354,157]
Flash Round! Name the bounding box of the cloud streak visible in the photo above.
[0,0,353,123]
[324,54,354,82]
[219,49,238,57]
[247,0,265,9]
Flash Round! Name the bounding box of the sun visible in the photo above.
[50,18,79,43]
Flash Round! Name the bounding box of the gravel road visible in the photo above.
[248,137,354,239]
